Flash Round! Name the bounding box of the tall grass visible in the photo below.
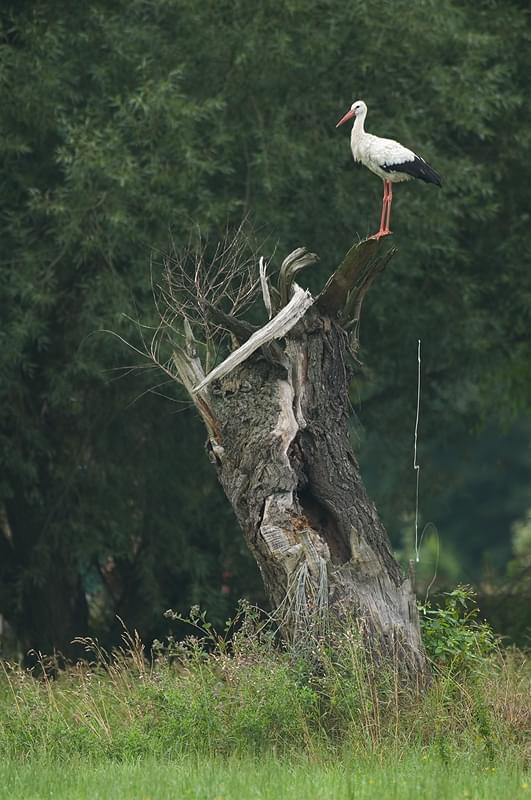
[0,598,529,766]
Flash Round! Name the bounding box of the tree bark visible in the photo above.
[163,237,428,682]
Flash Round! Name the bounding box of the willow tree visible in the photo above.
[149,229,427,680]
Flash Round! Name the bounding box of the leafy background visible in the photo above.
[1,0,530,655]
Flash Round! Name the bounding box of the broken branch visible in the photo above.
[278,248,319,308]
[193,284,314,393]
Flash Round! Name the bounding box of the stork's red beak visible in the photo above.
[336,108,355,128]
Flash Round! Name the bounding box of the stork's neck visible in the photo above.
[351,110,367,141]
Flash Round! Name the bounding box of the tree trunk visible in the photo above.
[19,559,89,666]
[159,236,428,682]
[210,310,424,675]
[0,503,89,663]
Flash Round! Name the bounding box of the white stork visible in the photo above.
[336,100,441,239]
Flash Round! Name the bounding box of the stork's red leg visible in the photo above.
[370,180,392,240]
[379,181,388,232]
[384,181,393,233]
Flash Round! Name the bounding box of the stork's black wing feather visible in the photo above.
[382,155,442,186]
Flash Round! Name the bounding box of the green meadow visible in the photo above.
[0,757,529,800]
[1,600,529,799]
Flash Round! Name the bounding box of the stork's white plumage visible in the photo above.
[336,100,441,239]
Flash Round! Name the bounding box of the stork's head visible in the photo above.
[336,100,367,128]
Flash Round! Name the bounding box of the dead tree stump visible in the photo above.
[151,231,428,682]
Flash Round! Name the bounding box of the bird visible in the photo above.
[336,100,441,240]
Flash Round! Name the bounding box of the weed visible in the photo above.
[0,597,528,767]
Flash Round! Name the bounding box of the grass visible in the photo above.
[0,756,529,800]
[0,596,529,798]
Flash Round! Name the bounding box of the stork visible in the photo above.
[336,100,441,239]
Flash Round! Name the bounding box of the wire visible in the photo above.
[413,339,421,563]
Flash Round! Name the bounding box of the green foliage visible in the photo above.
[1,0,531,652]
[511,511,531,572]
[475,512,531,646]
[419,586,497,671]
[0,607,529,766]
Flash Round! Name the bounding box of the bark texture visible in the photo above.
[210,312,424,675]
[167,237,427,681]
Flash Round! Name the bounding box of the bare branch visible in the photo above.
[171,347,220,441]
[259,256,273,319]
[203,301,259,342]
[158,222,263,353]
[193,285,314,393]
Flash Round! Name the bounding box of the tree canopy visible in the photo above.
[1,0,530,653]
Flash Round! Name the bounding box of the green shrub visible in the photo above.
[419,586,497,672]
